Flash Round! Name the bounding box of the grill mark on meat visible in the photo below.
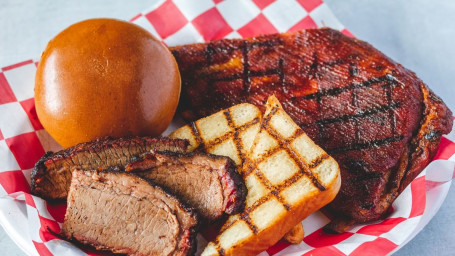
[205,43,216,112]
[300,75,395,100]
[327,135,404,154]
[346,172,383,184]
[211,74,242,82]
[242,41,251,96]
[303,102,401,127]
[384,82,397,135]
[206,68,282,83]
[278,58,285,92]
[316,99,325,144]
[351,83,361,141]
[205,43,215,64]
[310,51,319,80]
[310,51,326,145]
[249,68,280,78]
[250,37,284,48]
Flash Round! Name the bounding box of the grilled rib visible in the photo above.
[170,28,453,232]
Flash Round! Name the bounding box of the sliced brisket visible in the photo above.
[31,136,188,200]
[126,151,247,221]
[62,169,198,256]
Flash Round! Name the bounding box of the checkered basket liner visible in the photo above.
[0,0,454,255]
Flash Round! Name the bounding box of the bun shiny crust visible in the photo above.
[35,18,180,148]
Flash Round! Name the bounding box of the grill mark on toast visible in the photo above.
[241,213,259,234]
[214,242,224,256]
[309,154,330,169]
[290,125,306,139]
[327,135,404,154]
[242,127,306,176]
[253,166,289,207]
[242,146,281,177]
[224,109,245,165]
[233,115,332,235]
[240,194,279,233]
[262,106,326,191]
[190,122,205,150]
[205,117,260,150]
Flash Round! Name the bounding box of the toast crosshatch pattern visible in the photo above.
[200,96,340,255]
[0,1,454,256]
[170,103,262,166]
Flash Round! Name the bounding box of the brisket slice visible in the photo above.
[31,136,188,200]
[125,151,247,221]
[170,28,453,232]
[62,169,198,256]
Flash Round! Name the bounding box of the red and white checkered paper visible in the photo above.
[0,0,454,255]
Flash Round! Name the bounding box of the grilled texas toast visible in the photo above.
[201,96,341,255]
[170,102,304,243]
[170,103,261,166]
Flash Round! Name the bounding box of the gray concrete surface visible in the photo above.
[1,0,454,255]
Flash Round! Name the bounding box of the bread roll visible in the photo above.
[35,18,180,148]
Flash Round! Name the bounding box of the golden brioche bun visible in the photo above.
[35,18,180,148]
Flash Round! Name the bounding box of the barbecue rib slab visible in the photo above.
[171,28,453,232]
